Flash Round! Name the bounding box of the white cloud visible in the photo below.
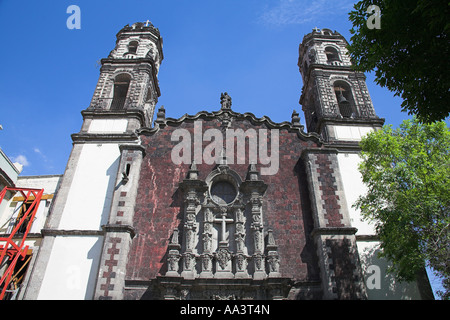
[33,147,54,171]
[12,154,30,167]
[34,147,49,162]
[258,0,355,26]
[34,147,45,158]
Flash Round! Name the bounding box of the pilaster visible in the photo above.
[94,144,145,299]
[302,148,367,299]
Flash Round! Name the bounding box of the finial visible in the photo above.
[291,109,301,128]
[155,105,166,123]
[220,92,232,110]
[187,161,199,180]
[171,229,179,245]
[247,163,259,181]
[168,228,181,250]
[267,229,277,247]
[218,148,228,166]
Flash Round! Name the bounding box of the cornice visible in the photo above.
[138,108,323,144]
[315,116,385,135]
[71,132,139,143]
[310,227,358,239]
[81,108,146,123]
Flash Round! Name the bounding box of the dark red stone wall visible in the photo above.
[126,116,321,281]
[326,239,360,299]
[314,153,345,227]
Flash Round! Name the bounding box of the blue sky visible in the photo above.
[0,0,408,176]
[0,0,444,299]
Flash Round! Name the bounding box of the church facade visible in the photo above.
[20,22,432,300]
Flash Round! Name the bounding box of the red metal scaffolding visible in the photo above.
[0,186,43,300]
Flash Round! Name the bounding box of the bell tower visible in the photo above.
[24,21,162,300]
[298,28,384,142]
[86,21,163,128]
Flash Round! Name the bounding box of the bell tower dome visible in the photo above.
[298,28,384,142]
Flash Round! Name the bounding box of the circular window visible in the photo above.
[210,181,237,205]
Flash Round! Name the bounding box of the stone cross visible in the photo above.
[213,210,234,245]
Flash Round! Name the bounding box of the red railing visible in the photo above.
[0,186,43,300]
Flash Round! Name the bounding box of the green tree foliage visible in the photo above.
[355,118,449,299]
[348,0,450,123]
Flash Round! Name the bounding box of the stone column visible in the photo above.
[266,229,281,278]
[166,229,181,277]
[181,187,197,279]
[240,164,267,280]
[199,206,214,278]
[94,144,144,300]
[234,207,249,278]
[251,196,265,280]
[302,149,367,299]
[179,163,206,280]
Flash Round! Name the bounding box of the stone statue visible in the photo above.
[220,92,232,109]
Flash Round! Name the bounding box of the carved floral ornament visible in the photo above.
[166,162,281,279]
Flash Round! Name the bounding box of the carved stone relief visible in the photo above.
[167,162,281,281]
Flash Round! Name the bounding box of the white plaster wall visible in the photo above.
[357,240,422,299]
[88,119,128,133]
[58,143,120,230]
[334,125,373,141]
[16,175,61,192]
[1,176,61,234]
[337,153,375,235]
[0,148,20,185]
[338,153,424,299]
[37,236,103,300]
[29,199,46,234]
[0,194,15,234]
[1,199,48,234]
